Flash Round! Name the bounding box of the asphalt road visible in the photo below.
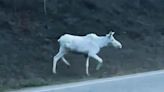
[8,70,164,92]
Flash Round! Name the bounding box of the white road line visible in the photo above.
[8,70,164,92]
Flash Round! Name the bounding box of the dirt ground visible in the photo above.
[0,0,164,91]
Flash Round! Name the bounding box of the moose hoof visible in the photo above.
[96,63,102,70]
[52,69,57,74]
[86,73,90,76]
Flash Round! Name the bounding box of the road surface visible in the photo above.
[8,70,164,92]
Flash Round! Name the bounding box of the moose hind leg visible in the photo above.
[62,57,70,66]
[52,48,65,74]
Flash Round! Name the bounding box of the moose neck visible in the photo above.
[96,36,110,48]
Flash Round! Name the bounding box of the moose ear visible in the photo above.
[111,32,115,35]
[106,31,115,36]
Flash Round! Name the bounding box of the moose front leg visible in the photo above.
[89,54,103,70]
[86,56,90,76]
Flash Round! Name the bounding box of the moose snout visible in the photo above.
[117,43,122,49]
[119,44,122,48]
[115,41,122,49]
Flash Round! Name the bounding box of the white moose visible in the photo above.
[52,31,122,76]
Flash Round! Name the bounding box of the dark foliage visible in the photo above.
[0,0,164,91]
